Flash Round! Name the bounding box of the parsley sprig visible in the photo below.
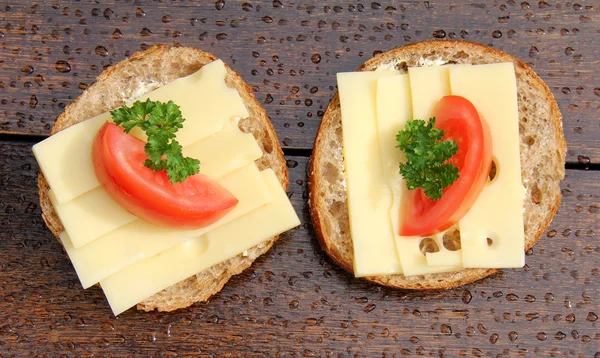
[396,117,459,201]
[111,99,200,184]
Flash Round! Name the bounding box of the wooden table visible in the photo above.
[1,1,598,356]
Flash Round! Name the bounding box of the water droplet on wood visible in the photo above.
[18,65,34,77]
[529,45,539,58]
[29,95,37,108]
[55,60,71,73]
[432,29,446,38]
[95,45,108,57]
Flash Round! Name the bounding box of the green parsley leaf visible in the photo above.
[111,99,200,184]
[396,117,459,201]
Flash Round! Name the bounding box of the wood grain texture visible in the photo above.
[0,1,598,162]
[0,141,598,356]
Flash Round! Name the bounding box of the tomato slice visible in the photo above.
[399,96,493,236]
[92,122,238,229]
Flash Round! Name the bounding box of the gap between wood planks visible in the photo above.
[1,132,598,170]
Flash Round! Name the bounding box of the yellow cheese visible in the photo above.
[450,63,525,268]
[100,169,300,315]
[32,60,249,205]
[182,117,262,180]
[32,113,107,204]
[426,248,462,266]
[376,73,462,276]
[49,188,136,249]
[51,117,262,249]
[408,66,451,120]
[132,60,249,147]
[375,74,410,276]
[337,70,403,277]
[62,163,272,288]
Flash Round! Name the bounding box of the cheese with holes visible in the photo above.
[62,163,272,289]
[32,59,249,205]
[376,72,462,275]
[101,169,300,315]
[337,70,402,277]
[50,117,262,249]
[451,63,525,268]
[130,60,248,146]
[344,62,523,276]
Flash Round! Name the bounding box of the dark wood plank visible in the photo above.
[0,1,599,162]
[0,140,598,356]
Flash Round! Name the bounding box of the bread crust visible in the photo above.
[37,45,288,312]
[309,40,566,290]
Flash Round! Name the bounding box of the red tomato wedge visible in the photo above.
[92,122,238,229]
[399,96,493,236]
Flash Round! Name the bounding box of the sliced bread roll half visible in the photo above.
[308,40,566,290]
[38,45,288,312]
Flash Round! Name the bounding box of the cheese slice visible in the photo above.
[337,70,402,277]
[100,169,300,315]
[51,117,263,249]
[376,72,462,276]
[426,245,462,266]
[375,74,410,275]
[450,63,525,268]
[49,187,136,249]
[32,60,249,205]
[32,113,107,204]
[62,163,272,288]
[408,66,451,120]
[182,117,262,179]
[131,60,249,147]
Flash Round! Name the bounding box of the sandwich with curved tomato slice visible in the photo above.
[35,45,295,313]
[309,40,566,289]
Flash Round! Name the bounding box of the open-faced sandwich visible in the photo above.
[33,45,300,315]
[309,40,566,289]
